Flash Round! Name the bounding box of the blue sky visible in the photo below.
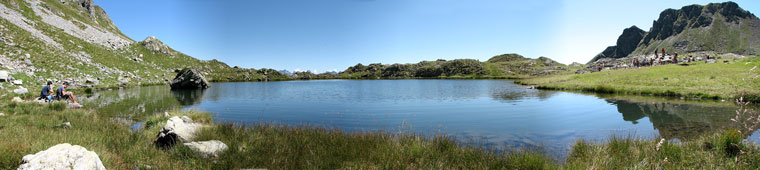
[96,0,759,73]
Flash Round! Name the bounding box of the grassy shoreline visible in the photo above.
[1,96,760,169]
[516,57,760,102]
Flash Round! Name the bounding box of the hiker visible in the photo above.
[39,81,54,101]
[654,50,659,58]
[673,52,678,64]
[56,82,78,104]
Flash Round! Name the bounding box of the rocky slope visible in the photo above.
[0,0,285,93]
[590,1,760,63]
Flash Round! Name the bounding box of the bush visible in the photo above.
[717,129,743,156]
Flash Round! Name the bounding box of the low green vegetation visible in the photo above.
[2,96,760,169]
[517,56,760,102]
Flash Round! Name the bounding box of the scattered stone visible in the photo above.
[12,96,23,103]
[17,143,105,170]
[170,69,210,90]
[153,116,202,149]
[0,70,8,82]
[164,112,170,117]
[13,86,28,94]
[56,122,71,128]
[183,140,228,157]
[0,113,5,116]
[68,103,84,109]
[11,79,22,85]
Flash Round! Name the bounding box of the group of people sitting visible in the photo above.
[39,81,78,105]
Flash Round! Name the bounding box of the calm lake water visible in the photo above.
[80,79,756,157]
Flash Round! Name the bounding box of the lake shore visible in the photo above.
[2,98,760,169]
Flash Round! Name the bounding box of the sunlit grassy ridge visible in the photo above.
[517,57,760,102]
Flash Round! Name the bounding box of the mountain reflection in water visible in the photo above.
[79,80,754,158]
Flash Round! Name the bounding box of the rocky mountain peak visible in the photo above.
[61,0,95,15]
[589,26,646,63]
[141,36,174,55]
[641,1,754,45]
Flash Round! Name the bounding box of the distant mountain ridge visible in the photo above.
[590,1,760,63]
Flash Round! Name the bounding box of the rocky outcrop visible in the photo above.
[487,53,529,63]
[170,69,210,90]
[590,2,760,63]
[17,143,106,170]
[154,116,202,149]
[589,26,646,63]
[141,36,175,55]
[183,140,229,157]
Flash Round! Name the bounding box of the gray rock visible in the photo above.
[0,71,10,82]
[17,143,105,170]
[153,116,202,149]
[12,96,23,103]
[141,36,174,55]
[57,122,71,128]
[181,116,193,123]
[183,140,228,157]
[68,103,83,109]
[13,87,28,94]
[170,69,209,90]
[164,112,170,117]
[0,112,5,116]
[11,79,22,85]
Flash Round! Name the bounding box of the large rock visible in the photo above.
[183,140,228,157]
[154,116,202,149]
[0,70,9,82]
[13,87,28,94]
[17,143,106,170]
[141,36,174,55]
[170,69,209,90]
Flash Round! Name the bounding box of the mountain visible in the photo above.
[590,1,760,63]
[0,0,286,90]
[340,54,569,79]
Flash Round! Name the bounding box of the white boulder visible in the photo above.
[12,96,23,103]
[0,70,9,82]
[17,143,106,170]
[154,116,202,149]
[12,79,22,85]
[183,140,228,157]
[13,87,28,94]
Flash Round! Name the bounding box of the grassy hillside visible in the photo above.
[339,54,575,79]
[518,56,760,102]
[0,0,286,94]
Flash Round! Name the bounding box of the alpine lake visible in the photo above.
[78,79,760,158]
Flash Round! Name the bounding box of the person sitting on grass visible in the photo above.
[56,82,78,104]
[39,81,54,101]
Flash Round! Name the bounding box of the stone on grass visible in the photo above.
[11,79,22,85]
[13,87,28,94]
[68,103,84,109]
[12,96,23,103]
[0,112,5,116]
[56,122,71,128]
[154,116,202,149]
[17,143,105,170]
[183,140,228,157]
[0,70,9,82]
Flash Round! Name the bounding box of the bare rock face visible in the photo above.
[154,116,202,149]
[170,69,210,90]
[17,143,106,170]
[141,36,174,55]
[183,140,229,157]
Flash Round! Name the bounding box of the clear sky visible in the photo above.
[95,0,759,73]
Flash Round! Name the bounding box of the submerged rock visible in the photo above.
[170,69,209,90]
[154,116,202,149]
[17,143,106,170]
[183,140,228,157]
